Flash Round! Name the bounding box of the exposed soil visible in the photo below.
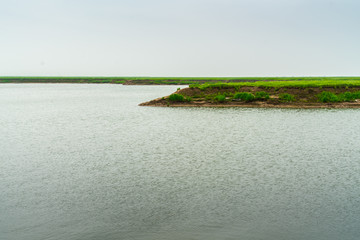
[139,86,360,108]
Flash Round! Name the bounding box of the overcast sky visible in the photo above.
[1,0,359,77]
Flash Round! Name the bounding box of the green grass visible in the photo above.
[190,79,360,90]
[169,94,185,102]
[214,94,226,102]
[233,92,255,102]
[318,91,360,103]
[279,93,295,102]
[185,96,192,102]
[339,92,360,102]
[318,92,340,102]
[255,91,270,100]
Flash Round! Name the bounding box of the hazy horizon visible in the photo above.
[1,0,360,77]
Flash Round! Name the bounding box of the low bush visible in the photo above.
[169,94,185,102]
[339,92,353,102]
[255,91,270,100]
[279,93,295,102]
[233,92,255,102]
[214,94,226,102]
[338,91,360,102]
[351,91,360,99]
[318,91,339,103]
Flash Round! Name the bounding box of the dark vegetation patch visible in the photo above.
[279,93,295,102]
[318,92,339,103]
[318,91,360,103]
[214,94,226,102]
[255,91,270,100]
[169,94,185,102]
[233,92,255,102]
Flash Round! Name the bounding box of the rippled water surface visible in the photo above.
[1,84,360,240]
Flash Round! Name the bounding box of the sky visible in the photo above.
[1,0,359,77]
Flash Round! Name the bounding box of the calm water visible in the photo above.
[1,84,360,240]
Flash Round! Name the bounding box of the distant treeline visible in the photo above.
[1,76,360,85]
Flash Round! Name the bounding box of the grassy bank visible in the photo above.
[190,79,360,90]
[2,76,360,85]
[140,80,360,108]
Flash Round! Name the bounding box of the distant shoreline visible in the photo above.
[2,76,360,85]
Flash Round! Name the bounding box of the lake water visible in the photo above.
[1,84,360,240]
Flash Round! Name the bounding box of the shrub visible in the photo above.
[338,91,360,102]
[318,91,339,103]
[255,91,270,100]
[233,92,255,102]
[169,94,185,102]
[279,93,295,102]
[339,92,354,102]
[214,94,226,102]
[351,91,360,99]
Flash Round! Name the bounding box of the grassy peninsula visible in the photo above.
[140,79,360,108]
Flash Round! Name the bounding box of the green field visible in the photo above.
[1,76,360,85]
[190,79,360,90]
